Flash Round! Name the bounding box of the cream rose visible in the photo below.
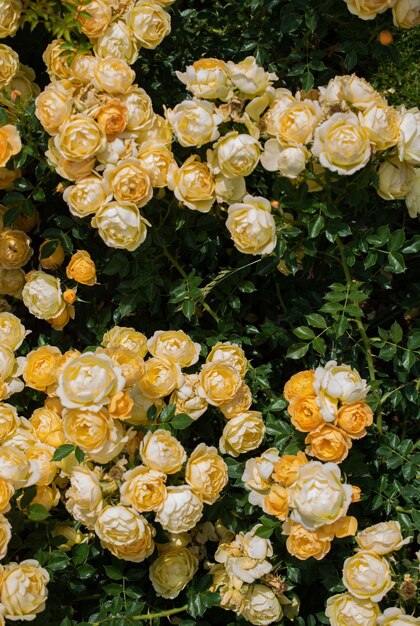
[65,466,103,529]
[0,445,40,488]
[0,0,22,39]
[102,326,148,357]
[242,448,280,508]
[55,115,106,161]
[326,592,380,626]
[209,131,261,179]
[405,168,420,218]
[355,521,411,554]
[260,139,309,178]
[176,58,231,101]
[342,550,394,601]
[198,361,242,406]
[140,428,186,474]
[137,144,174,187]
[165,98,222,147]
[103,159,153,207]
[168,155,216,213]
[94,21,139,64]
[362,101,401,151]
[95,504,155,562]
[288,461,353,530]
[215,525,273,583]
[147,330,200,366]
[214,173,246,203]
[170,374,208,420]
[0,512,11,559]
[392,0,420,27]
[227,56,277,97]
[241,584,282,626]
[138,356,184,399]
[150,546,198,599]
[378,159,415,200]
[92,57,135,94]
[219,411,265,457]
[185,443,228,503]
[122,88,155,132]
[120,465,167,512]
[0,312,27,350]
[0,44,19,88]
[378,608,420,625]
[92,201,150,251]
[398,107,420,165]
[22,271,65,321]
[226,195,277,256]
[276,100,322,145]
[155,485,203,532]
[313,360,369,422]
[126,2,171,49]
[0,560,49,621]
[35,82,73,135]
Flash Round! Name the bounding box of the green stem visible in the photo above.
[93,604,188,625]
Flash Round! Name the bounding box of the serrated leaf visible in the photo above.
[306,313,327,329]
[293,326,315,339]
[52,444,74,462]
[286,343,309,359]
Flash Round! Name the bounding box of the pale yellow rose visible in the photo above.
[102,326,148,357]
[168,155,216,212]
[0,445,40,488]
[185,443,228,503]
[326,592,380,626]
[137,144,174,187]
[0,312,27,349]
[355,521,411,555]
[242,448,280,508]
[378,607,420,625]
[198,361,242,406]
[288,461,353,530]
[93,56,135,94]
[119,88,154,134]
[343,0,396,19]
[43,39,73,79]
[77,0,111,38]
[46,139,96,182]
[0,267,24,298]
[361,101,401,150]
[65,466,103,529]
[0,0,22,38]
[226,56,277,97]
[95,504,155,562]
[312,112,371,175]
[147,329,201,366]
[241,584,282,626]
[170,374,208,420]
[378,159,415,200]
[405,167,420,218]
[103,158,153,207]
[214,173,246,203]
[35,81,73,135]
[0,512,11,559]
[140,428,186,473]
[136,113,172,147]
[64,407,128,463]
[23,345,62,392]
[126,1,171,49]
[69,53,98,83]
[0,124,21,167]
[51,525,85,552]
[176,58,231,101]
[219,382,253,418]
[102,346,144,387]
[165,98,222,147]
[206,342,247,377]
[0,44,19,88]
[91,201,150,251]
[0,477,14,513]
[149,546,198,599]
[138,356,184,399]
[120,465,167,512]
[398,107,420,165]
[28,485,59,514]
[219,411,265,457]
[26,442,57,486]
[155,484,203,533]
[0,560,49,621]
[215,525,273,583]
[392,0,420,27]
[276,100,323,146]
[94,21,139,64]
[55,114,106,162]
[226,195,277,255]
[29,407,65,448]
[129,384,161,425]
[341,75,383,110]
[56,352,125,410]
[263,88,296,136]
[260,139,309,178]
[208,131,261,179]
[342,550,394,601]
[0,345,24,399]
[305,424,352,463]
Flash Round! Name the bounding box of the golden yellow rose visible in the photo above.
[96,99,128,140]
[264,484,289,519]
[102,325,148,357]
[0,267,24,298]
[94,21,139,65]
[0,560,49,621]
[0,445,40,487]
[0,165,20,190]
[0,44,19,88]
[77,0,111,38]
[102,346,144,387]
[23,345,62,391]
[62,407,113,452]
[103,158,153,207]
[29,407,65,448]
[0,124,21,167]
[198,361,242,406]
[305,423,352,463]
[337,402,373,438]
[288,395,324,432]
[149,547,198,599]
[362,101,401,151]
[392,0,420,28]
[138,356,184,399]
[120,465,167,512]
[0,477,14,513]
[185,443,228,504]
[0,0,22,38]
[343,0,395,20]
[46,139,96,181]
[51,525,85,552]
[140,428,186,474]
[66,250,97,286]
[272,451,308,487]
[39,240,65,270]
[0,229,32,269]
[283,520,332,560]
[329,515,358,538]
[65,466,103,529]
[108,390,134,420]
[241,584,283,626]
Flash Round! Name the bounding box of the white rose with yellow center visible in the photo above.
[312,112,371,176]
[0,312,27,350]
[362,101,401,150]
[95,504,155,562]
[209,131,261,179]
[342,550,394,601]
[260,139,309,178]
[226,195,277,256]
[65,466,103,529]
[215,525,273,583]
[313,360,369,421]
[92,201,150,251]
[176,58,231,101]
[185,443,228,503]
[63,175,111,218]
[126,1,171,49]
[0,445,40,488]
[219,411,265,457]
[120,465,167,512]
[355,521,411,555]
[155,484,203,532]
[168,155,216,213]
[147,329,201,366]
[149,546,198,599]
[0,560,49,621]
[227,56,277,97]
[326,592,380,626]
[242,448,280,508]
[54,115,106,162]
[138,356,184,398]
[165,98,222,147]
[140,429,186,474]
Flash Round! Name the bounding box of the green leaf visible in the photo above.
[345,49,357,70]
[388,229,405,251]
[0,108,8,125]
[306,313,327,329]
[187,590,220,618]
[182,300,195,320]
[293,326,315,340]
[308,215,325,238]
[407,329,420,350]
[74,446,85,463]
[386,252,405,273]
[312,336,326,356]
[171,413,194,429]
[160,403,176,422]
[52,444,75,462]
[40,240,59,259]
[28,503,50,521]
[104,565,124,580]
[72,542,89,565]
[286,343,309,359]
[389,322,403,344]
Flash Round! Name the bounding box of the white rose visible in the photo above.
[165,98,222,147]
[91,201,150,251]
[241,584,283,626]
[378,607,420,625]
[155,485,203,533]
[398,107,420,165]
[227,56,277,97]
[22,271,65,321]
[342,550,394,602]
[176,58,231,101]
[214,173,246,203]
[355,521,411,554]
[149,547,198,599]
[208,131,261,179]
[313,360,369,422]
[288,461,353,530]
[260,138,309,178]
[94,20,139,64]
[242,448,280,508]
[326,593,380,626]
[0,445,40,488]
[226,195,277,256]
[378,159,415,200]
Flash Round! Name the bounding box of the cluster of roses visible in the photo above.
[326,520,417,626]
[284,361,373,464]
[343,0,420,29]
[209,524,298,626]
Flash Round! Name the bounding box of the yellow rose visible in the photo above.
[206,341,248,377]
[219,411,265,457]
[284,370,315,401]
[56,352,125,410]
[29,483,59,511]
[378,159,415,200]
[120,465,167,512]
[272,451,308,487]
[355,521,411,555]
[0,0,22,38]
[170,374,208,420]
[0,267,24,298]
[155,484,203,532]
[305,423,352,463]
[0,560,49,621]
[25,442,57,486]
[260,139,310,178]
[283,519,332,560]
[209,131,261,179]
[122,87,154,132]
[95,504,155,562]
[29,407,65,448]
[312,112,371,175]
[198,361,242,406]
[241,584,283,626]
[23,345,62,392]
[0,345,24,400]
[149,547,198,599]
[96,99,128,141]
[392,0,420,27]
[51,525,85,552]
[147,329,200,367]
[0,229,32,270]
[69,52,98,83]
[140,428,186,473]
[343,0,395,20]
[0,312,27,349]
[377,607,420,625]
[137,144,174,187]
[0,166,20,190]
[65,466,103,529]
[62,407,127,462]
[168,155,216,213]
[55,114,106,162]
[126,2,171,49]
[102,325,148,357]
[138,356,184,398]
[0,512,11,559]
[337,402,373,438]
[176,58,231,101]
[219,382,253,418]
[287,395,324,432]
[35,81,73,135]
[0,445,40,487]
[342,550,394,601]
[0,477,14,513]
[326,593,380,626]
[226,195,277,256]
[0,124,21,167]
[63,175,110,218]
[329,515,358,538]
[214,172,246,203]
[0,44,19,88]
[264,484,289,519]
[46,139,96,182]
[77,0,111,38]
[91,201,150,251]
[94,21,139,64]
[227,56,277,96]
[93,57,135,94]
[165,98,222,147]
[66,250,97,286]
[103,158,153,207]
[276,101,323,146]
[42,39,73,79]
[185,443,228,504]
[362,101,401,151]
[137,113,172,146]
[102,346,144,387]
[108,390,134,419]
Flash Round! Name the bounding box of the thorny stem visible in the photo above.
[92,603,189,624]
